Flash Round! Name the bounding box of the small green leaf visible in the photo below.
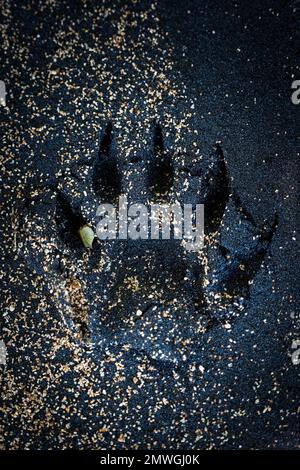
[79,224,95,248]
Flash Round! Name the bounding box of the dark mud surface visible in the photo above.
[0,0,299,449]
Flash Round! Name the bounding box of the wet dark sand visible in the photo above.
[0,0,299,449]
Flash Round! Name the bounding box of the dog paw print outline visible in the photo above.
[52,122,278,359]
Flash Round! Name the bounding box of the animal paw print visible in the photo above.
[21,122,278,361]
